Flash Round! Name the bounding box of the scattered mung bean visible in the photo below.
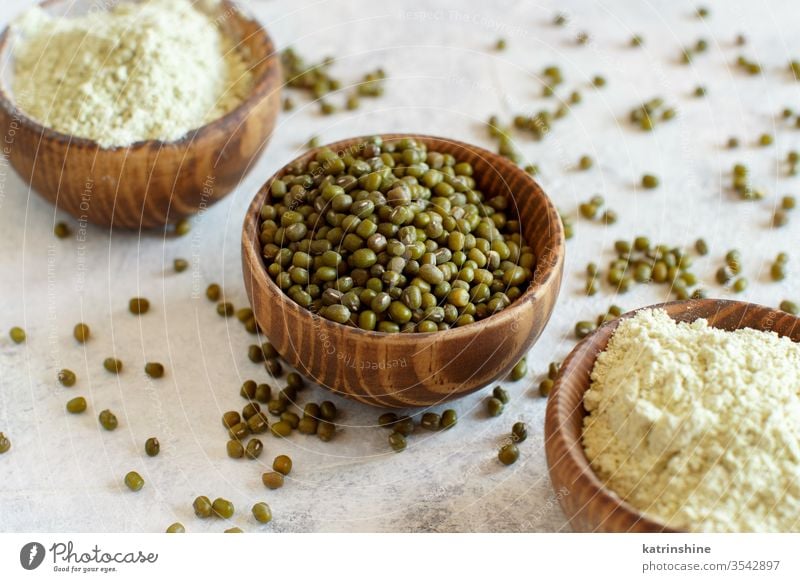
[212,498,234,518]
[66,396,87,413]
[262,471,284,489]
[124,471,144,491]
[103,357,123,374]
[129,298,150,315]
[193,496,213,518]
[245,439,263,460]
[227,440,244,458]
[273,455,292,475]
[58,369,76,387]
[73,323,90,343]
[509,358,527,381]
[389,432,407,452]
[9,327,26,344]
[99,409,118,431]
[511,422,528,443]
[487,397,504,417]
[498,444,519,465]
[144,362,164,379]
[145,437,160,457]
[252,502,272,524]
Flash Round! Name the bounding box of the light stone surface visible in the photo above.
[1,0,799,533]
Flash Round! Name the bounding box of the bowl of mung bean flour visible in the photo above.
[242,134,565,408]
[0,0,281,229]
[545,299,800,532]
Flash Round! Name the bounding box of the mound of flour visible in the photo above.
[583,308,800,532]
[11,0,252,148]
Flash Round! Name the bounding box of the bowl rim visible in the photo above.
[544,298,800,533]
[242,132,565,344]
[0,0,280,151]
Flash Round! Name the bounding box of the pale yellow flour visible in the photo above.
[583,308,800,532]
[10,0,252,148]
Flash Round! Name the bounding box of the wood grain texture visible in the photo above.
[544,298,800,532]
[242,134,565,408]
[0,0,281,229]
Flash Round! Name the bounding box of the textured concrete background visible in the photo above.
[1,0,799,532]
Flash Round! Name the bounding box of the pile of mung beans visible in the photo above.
[257,137,535,332]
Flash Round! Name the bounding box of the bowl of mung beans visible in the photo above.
[242,134,564,407]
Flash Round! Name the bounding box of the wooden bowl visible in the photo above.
[545,298,800,532]
[242,134,565,408]
[0,0,281,229]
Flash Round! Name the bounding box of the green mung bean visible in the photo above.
[206,284,221,301]
[492,386,510,404]
[273,455,292,475]
[509,358,527,381]
[58,369,76,387]
[129,298,150,315]
[262,471,284,489]
[386,417,411,437]
[240,380,257,400]
[286,372,305,391]
[248,413,269,434]
[255,384,272,404]
[73,323,90,343]
[271,421,292,438]
[420,412,441,431]
[144,362,164,379]
[389,432,407,452]
[317,421,336,441]
[103,358,123,374]
[99,409,118,431]
[252,502,272,524]
[173,258,189,273]
[212,498,234,518]
[641,174,659,189]
[298,417,318,435]
[228,422,249,441]
[227,440,244,458]
[265,358,283,377]
[9,327,25,344]
[498,444,519,465]
[124,471,144,491]
[193,496,213,518]
[511,422,528,443]
[487,397,504,417]
[245,439,264,460]
[441,409,457,429]
[145,437,160,457]
[66,396,87,413]
[54,222,71,238]
[780,300,799,314]
[695,238,709,255]
[174,219,191,237]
